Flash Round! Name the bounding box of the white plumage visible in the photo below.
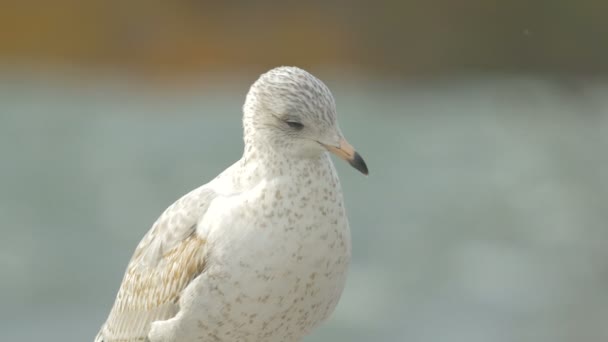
[96,66,368,342]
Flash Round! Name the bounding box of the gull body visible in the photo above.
[96,66,368,342]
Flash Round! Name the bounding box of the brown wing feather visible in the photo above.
[97,187,215,342]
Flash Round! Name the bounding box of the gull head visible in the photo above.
[243,66,368,175]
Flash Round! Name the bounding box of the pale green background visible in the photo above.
[1,71,607,341]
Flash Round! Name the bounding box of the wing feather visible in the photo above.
[97,186,216,342]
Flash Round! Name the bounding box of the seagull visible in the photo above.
[95,66,368,342]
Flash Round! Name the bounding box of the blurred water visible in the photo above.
[1,71,607,341]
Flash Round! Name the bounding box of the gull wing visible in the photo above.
[96,186,216,342]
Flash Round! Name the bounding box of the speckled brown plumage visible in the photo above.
[95,66,367,342]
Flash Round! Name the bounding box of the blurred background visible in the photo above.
[1,1,607,341]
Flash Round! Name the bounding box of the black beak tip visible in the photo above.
[350,152,369,175]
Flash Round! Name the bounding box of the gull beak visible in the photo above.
[322,138,369,175]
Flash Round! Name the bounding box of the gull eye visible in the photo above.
[286,121,304,130]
